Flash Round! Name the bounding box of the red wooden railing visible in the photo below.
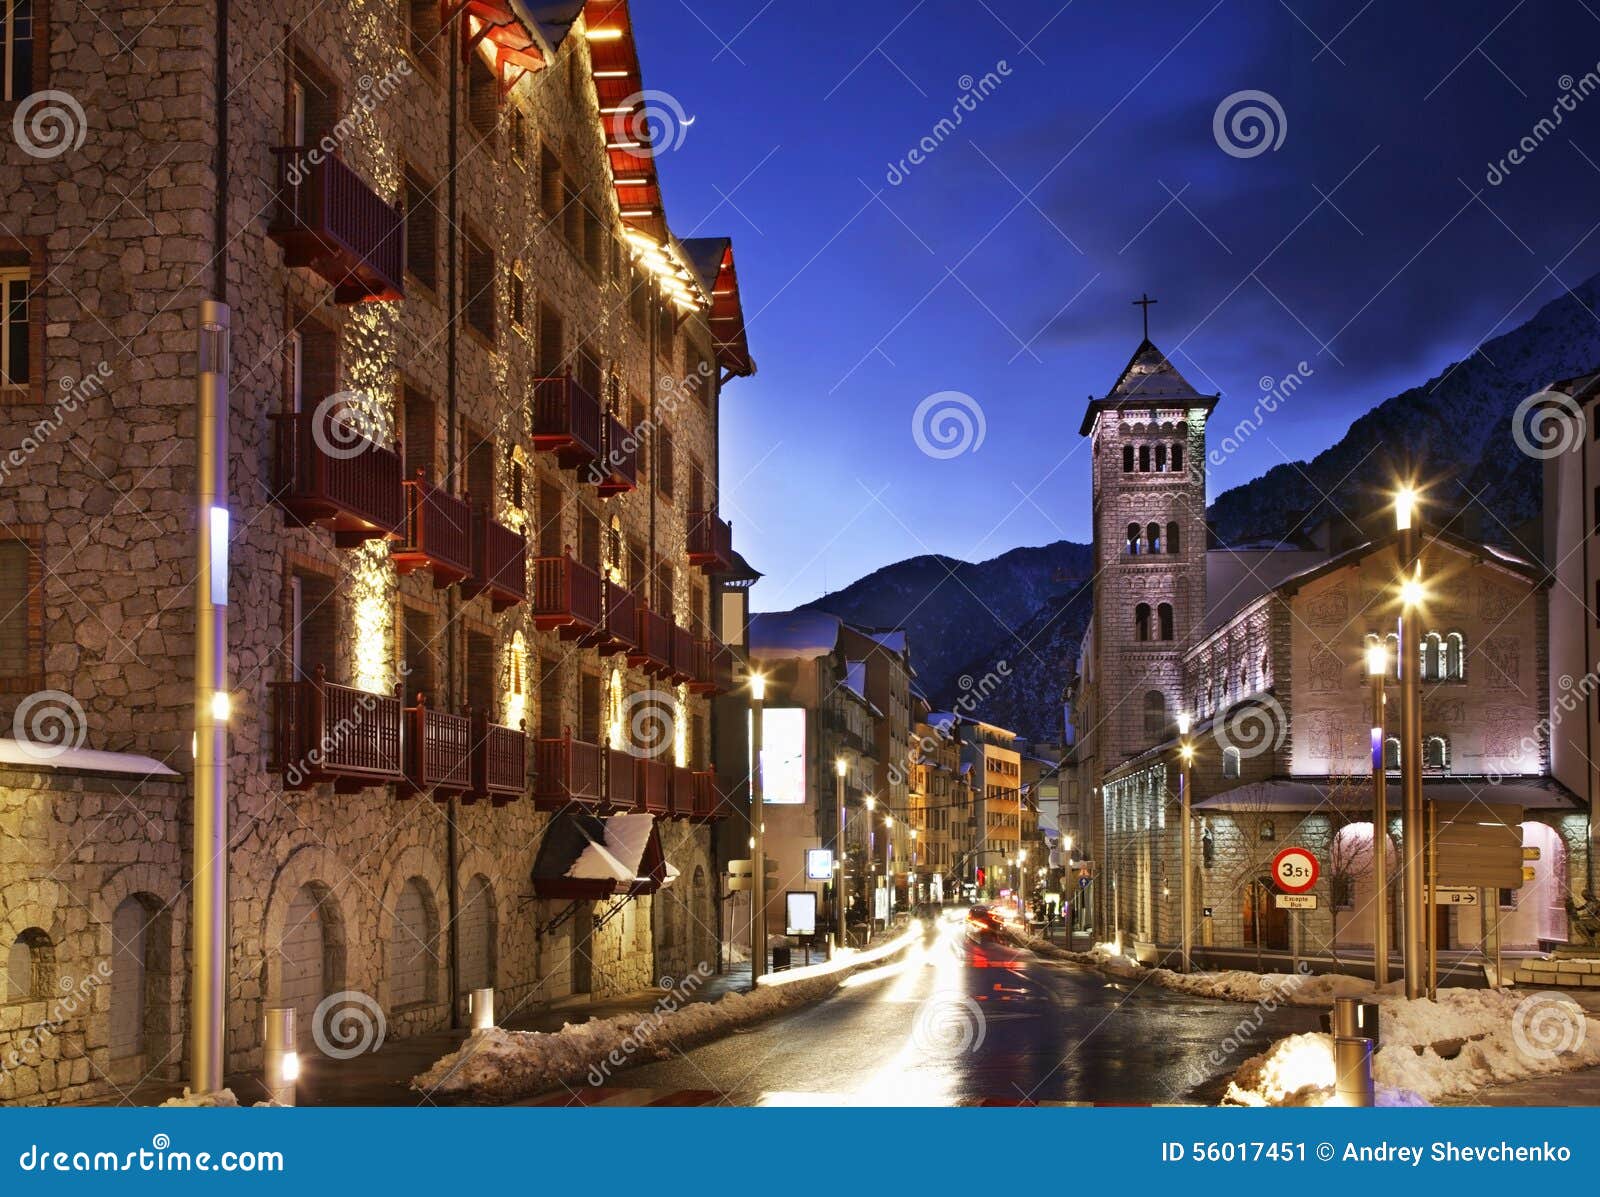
[691,771,722,821]
[669,765,696,820]
[531,375,602,467]
[635,756,671,815]
[532,731,602,810]
[604,745,637,813]
[596,578,638,655]
[392,476,473,585]
[531,554,601,634]
[687,637,716,695]
[270,665,403,791]
[686,509,734,572]
[594,413,639,496]
[669,622,695,684]
[471,713,525,805]
[628,606,672,676]
[272,411,405,542]
[461,506,527,611]
[268,148,404,302]
[401,696,472,798]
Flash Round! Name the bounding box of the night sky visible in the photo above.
[630,1,1600,609]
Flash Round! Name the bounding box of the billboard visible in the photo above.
[785,891,817,936]
[806,848,834,880]
[759,707,807,804]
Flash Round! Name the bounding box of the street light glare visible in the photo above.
[1176,711,1190,735]
[1366,641,1389,676]
[748,672,767,701]
[834,757,848,777]
[1395,485,1416,531]
[1400,576,1425,607]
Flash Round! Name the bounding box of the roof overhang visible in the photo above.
[531,810,674,900]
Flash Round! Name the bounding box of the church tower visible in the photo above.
[1080,335,1217,766]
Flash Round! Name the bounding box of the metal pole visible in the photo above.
[1333,1036,1375,1107]
[1427,800,1438,1000]
[262,1007,296,1107]
[1180,743,1193,974]
[883,821,892,927]
[836,766,847,954]
[1398,521,1425,999]
[1370,664,1390,988]
[192,300,230,1095]
[750,686,765,984]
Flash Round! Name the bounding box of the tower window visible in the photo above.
[1158,602,1174,641]
[1222,746,1241,778]
[1445,632,1465,680]
[1126,523,1141,555]
[1147,522,1161,553]
[1139,444,1151,472]
[1166,520,1180,554]
[1384,736,1401,770]
[1134,603,1151,642]
[1171,443,1184,472]
[1424,735,1449,770]
[1143,690,1166,740]
[1122,444,1134,472]
[1154,444,1167,470]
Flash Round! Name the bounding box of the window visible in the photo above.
[579,673,601,743]
[1259,819,1276,842]
[1166,521,1180,554]
[465,235,495,341]
[1126,523,1141,555]
[1222,746,1241,778]
[2,1,37,101]
[561,176,582,249]
[467,52,498,142]
[1421,631,1442,681]
[583,196,606,276]
[1,254,32,391]
[538,657,562,738]
[1143,690,1166,740]
[508,107,526,164]
[1122,444,1134,472]
[578,505,600,572]
[537,302,564,377]
[466,630,493,718]
[407,0,443,79]
[509,457,525,511]
[1424,735,1449,770]
[465,429,495,509]
[510,265,526,329]
[657,429,674,500]
[1158,602,1174,641]
[1139,444,1151,472]
[1446,632,1465,680]
[539,146,563,217]
[401,605,437,701]
[1384,736,1401,770]
[1154,444,1167,470]
[288,569,336,682]
[401,386,435,482]
[289,313,337,412]
[537,481,563,557]
[404,172,437,292]
[1134,602,1151,642]
[1171,442,1184,472]
[7,928,51,1001]
[629,262,649,332]
[0,534,41,687]
[1147,522,1161,553]
[289,48,338,149]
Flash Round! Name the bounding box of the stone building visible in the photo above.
[1069,338,1589,959]
[0,0,755,1103]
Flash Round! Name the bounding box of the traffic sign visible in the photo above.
[1433,887,1480,906]
[1275,894,1317,910]
[1523,866,1537,882]
[1271,845,1319,894]
[1523,846,1541,861]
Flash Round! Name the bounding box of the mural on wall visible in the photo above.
[1307,646,1343,692]
[1424,696,1465,724]
[1480,636,1521,689]
[1483,705,1529,770]
[1478,583,1517,622]
[1305,585,1348,626]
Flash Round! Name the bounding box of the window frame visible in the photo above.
[0,527,44,693]
[1,0,44,104]
[0,238,45,403]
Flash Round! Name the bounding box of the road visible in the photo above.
[523,915,1322,1106]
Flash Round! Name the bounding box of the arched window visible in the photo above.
[1134,603,1152,642]
[1158,602,1174,641]
[1126,523,1141,555]
[1422,632,1443,681]
[1384,632,1400,679]
[1122,444,1134,472]
[1259,651,1270,688]
[1424,735,1449,770]
[391,877,440,1008]
[1166,521,1180,554]
[1143,690,1167,740]
[7,929,53,1002]
[1139,444,1151,472]
[1147,522,1161,553]
[1154,444,1167,470]
[1259,819,1276,842]
[1446,632,1465,680]
[1222,746,1241,778]
[1384,737,1401,770]
[1171,442,1184,472]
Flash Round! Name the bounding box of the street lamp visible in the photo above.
[834,757,848,953]
[864,795,876,930]
[1177,711,1194,974]
[749,672,766,985]
[883,813,894,926]
[1366,640,1391,988]
[1395,487,1426,999]
[1018,848,1028,924]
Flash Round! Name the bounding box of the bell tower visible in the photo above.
[1080,335,1217,766]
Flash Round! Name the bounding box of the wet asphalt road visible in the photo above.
[562,917,1321,1106]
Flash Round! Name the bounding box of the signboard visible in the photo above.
[1202,906,1214,918]
[873,885,889,922]
[1523,866,1537,882]
[727,857,775,892]
[1432,802,1523,889]
[1275,894,1317,910]
[805,848,834,881]
[1271,846,1319,894]
[1434,887,1480,906]
[1523,846,1541,861]
[758,708,807,804]
[785,891,817,936]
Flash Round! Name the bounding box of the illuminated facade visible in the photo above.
[0,1,754,1103]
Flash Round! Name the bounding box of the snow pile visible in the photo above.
[1225,988,1600,1106]
[159,1088,241,1107]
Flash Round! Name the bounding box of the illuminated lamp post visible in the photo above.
[865,795,876,934]
[1366,641,1391,988]
[1178,712,1194,974]
[883,813,894,927]
[749,672,766,986]
[1395,487,1425,1000]
[834,757,848,952]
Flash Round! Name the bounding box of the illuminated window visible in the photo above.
[1222,746,1240,778]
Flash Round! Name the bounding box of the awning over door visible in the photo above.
[530,811,675,900]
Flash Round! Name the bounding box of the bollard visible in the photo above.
[262,1006,298,1107]
[1333,1035,1375,1107]
[1332,995,1361,1038]
[468,987,495,1032]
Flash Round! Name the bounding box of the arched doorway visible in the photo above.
[389,877,439,1009]
[278,882,344,1051]
[1241,878,1290,951]
[109,894,173,1081]
[458,875,495,998]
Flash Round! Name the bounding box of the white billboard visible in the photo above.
[759,707,807,804]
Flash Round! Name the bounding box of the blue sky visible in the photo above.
[630,1,1600,609]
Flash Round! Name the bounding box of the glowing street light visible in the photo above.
[749,672,767,985]
[1367,639,1391,987]
[1178,711,1195,973]
[1394,488,1426,998]
[834,757,848,954]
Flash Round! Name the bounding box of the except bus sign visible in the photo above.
[1271,846,1319,894]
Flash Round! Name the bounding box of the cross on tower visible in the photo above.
[1132,293,1158,340]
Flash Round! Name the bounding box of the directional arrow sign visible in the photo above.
[1434,887,1480,905]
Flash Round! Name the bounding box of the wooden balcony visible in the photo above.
[686,637,735,695]
[532,731,602,810]
[634,756,671,815]
[272,410,405,544]
[591,579,638,656]
[270,666,403,792]
[627,607,672,676]
[531,554,601,637]
[268,148,404,303]
[686,510,734,573]
[391,477,473,587]
[470,713,526,805]
[399,695,472,799]
[691,771,723,822]
[531,375,602,469]
[460,506,527,612]
[668,622,695,684]
[669,765,697,820]
[603,745,637,813]
[593,413,638,497]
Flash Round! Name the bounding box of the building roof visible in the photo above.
[682,237,755,377]
[1079,338,1220,435]
[749,610,841,660]
[843,660,868,701]
[0,740,179,778]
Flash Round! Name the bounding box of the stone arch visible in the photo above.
[260,844,361,1054]
[92,865,183,1082]
[457,873,498,997]
[374,844,450,1016]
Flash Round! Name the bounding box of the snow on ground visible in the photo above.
[414,927,921,1103]
[1225,987,1600,1106]
[159,1088,241,1107]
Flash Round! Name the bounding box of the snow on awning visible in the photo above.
[531,810,671,900]
[0,739,179,778]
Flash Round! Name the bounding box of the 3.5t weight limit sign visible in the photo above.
[1271,846,1319,894]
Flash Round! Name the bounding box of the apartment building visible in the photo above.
[0,0,754,1103]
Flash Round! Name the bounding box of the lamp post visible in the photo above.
[1064,833,1076,941]
[909,828,918,908]
[865,795,876,932]
[834,757,848,953]
[1366,641,1391,988]
[749,672,766,985]
[1018,849,1028,925]
[1396,487,1425,1000]
[883,813,894,927]
[1178,712,1194,974]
